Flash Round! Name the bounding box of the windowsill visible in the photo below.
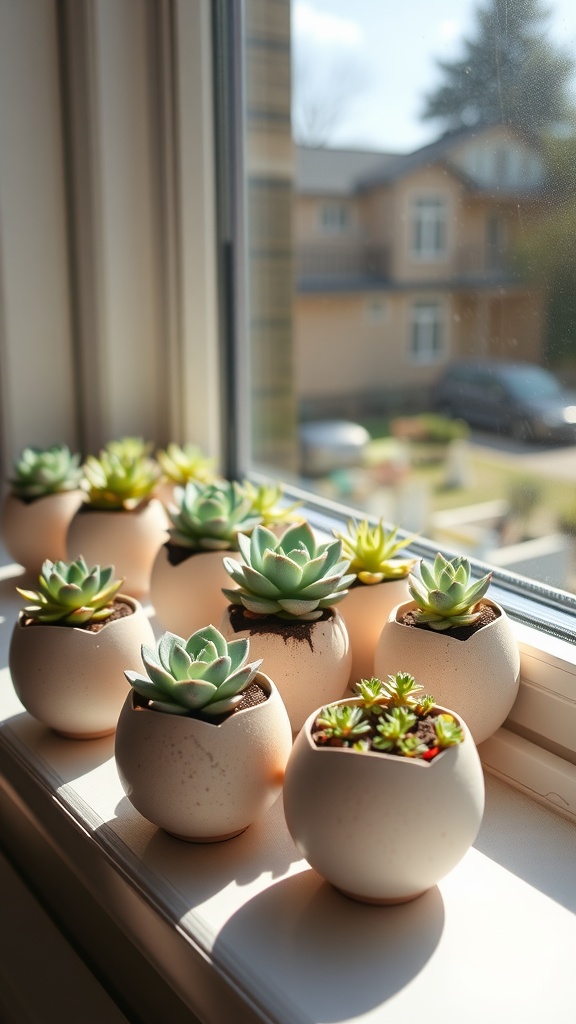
[1,553,576,1022]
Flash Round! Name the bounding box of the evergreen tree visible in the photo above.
[421,0,575,134]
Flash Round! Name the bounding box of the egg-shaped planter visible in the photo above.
[150,547,241,636]
[339,577,411,687]
[67,499,167,598]
[1,490,83,575]
[9,596,155,738]
[219,605,352,734]
[114,671,292,841]
[374,599,520,745]
[283,698,485,905]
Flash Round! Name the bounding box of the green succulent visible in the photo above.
[16,555,123,625]
[167,480,261,551]
[334,518,417,584]
[240,481,303,528]
[9,444,83,500]
[156,443,216,486]
[82,450,161,510]
[354,673,435,716]
[222,522,354,622]
[314,704,372,743]
[104,437,155,461]
[125,625,263,717]
[408,553,492,631]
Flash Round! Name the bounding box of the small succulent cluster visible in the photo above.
[16,555,123,625]
[334,517,416,584]
[104,437,154,461]
[82,449,161,510]
[408,552,492,631]
[312,672,464,760]
[156,443,216,486]
[240,481,303,529]
[125,625,263,718]
[9,444,83,500]
[223,522,354,621]
[167,480,261,551]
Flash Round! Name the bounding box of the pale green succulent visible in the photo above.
[222,522,354,622]
[125,625,263,717]
[105,437,154,461]
[9,444,83,500]
[334,518,417,584]
[240,481,303,528]
[408,552,492,631]
[354,673,434,715]
[82,450,161,510]
[156,443,216,486]
[167,480,261,551]
[16,555,123,625]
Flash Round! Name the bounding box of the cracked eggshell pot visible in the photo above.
[1,490,83,575]
[150,548,241,637]
[114,672,293,842]
[283,697,485,905]
[374,599,520,745]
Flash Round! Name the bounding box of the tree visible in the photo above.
[291,49,370,147]
[421,0,575,134]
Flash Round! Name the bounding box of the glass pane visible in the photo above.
[242,0,576,596]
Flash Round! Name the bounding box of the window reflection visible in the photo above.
[243,0,576,594]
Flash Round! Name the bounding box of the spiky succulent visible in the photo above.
[125,625,263,717]
[156,443,216,486]
[312,671,464,758]
[16,555,123,625]
[82,450,161,510]
[167,480,261,551]
[408,552,492,631]
[334,518,417,584]
[240,481,303,528]
[9,444,83,500]
[104,437,154,461]
[222,522,355,622]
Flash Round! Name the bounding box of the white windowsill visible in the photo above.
[1,553,576,1022]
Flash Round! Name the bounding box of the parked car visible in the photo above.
[433,361,576,443]
[299,420,370,477]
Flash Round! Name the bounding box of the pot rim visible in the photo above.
[301,695,465,768]
[16,593,141,633]
[392,597,503,632]
[126,668,277,728]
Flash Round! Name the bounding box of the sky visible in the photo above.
[291,0,576,152]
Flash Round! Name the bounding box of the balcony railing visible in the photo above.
[296,243,390,282]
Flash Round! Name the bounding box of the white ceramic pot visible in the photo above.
[374,599,520,745]
[219,605,352,733]
[339,577,411,687]
[67,498,168,598]
[114,671,292,841]
[283,697,485,904]
[1,490,83,575]
[150,548,241,637]
[9,596,155,738]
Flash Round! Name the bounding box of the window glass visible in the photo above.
[242,0,576,598]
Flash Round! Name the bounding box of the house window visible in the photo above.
[411,197,447,259]
[364,296,388,323]
[409,301,445,363]
[318,202,349,235]
[486,215,507,271]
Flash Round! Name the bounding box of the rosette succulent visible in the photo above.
[222,521,355,621]
[82,450,161,510]
[156,443,216,486]
[408,552,493,631]
[125,625,263,717]
[167,480,261,551]
[334,518,417,584]
[240,481,303,529]
[104,436,155,461]
[16,555,124,625]
[9,444,83,500]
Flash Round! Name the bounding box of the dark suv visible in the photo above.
[433,361,576,443]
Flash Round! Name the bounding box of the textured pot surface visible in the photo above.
[374,599,520,745]
[150,548,241,637]
[219,606,352,733]
[1,491,83,575]
[339,577,410,686]
[9,597,155,738]
[67,499,168,597]
[115,672,292,841]
[283,698,485,904]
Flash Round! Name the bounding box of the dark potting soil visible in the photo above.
[165,541,197,566]
[399,600,499,641]
[22,598,134,632]
[227,603,333,652]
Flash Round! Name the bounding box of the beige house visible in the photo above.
[294,124,548,419]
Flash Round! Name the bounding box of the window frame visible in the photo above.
[409,193,449,261]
